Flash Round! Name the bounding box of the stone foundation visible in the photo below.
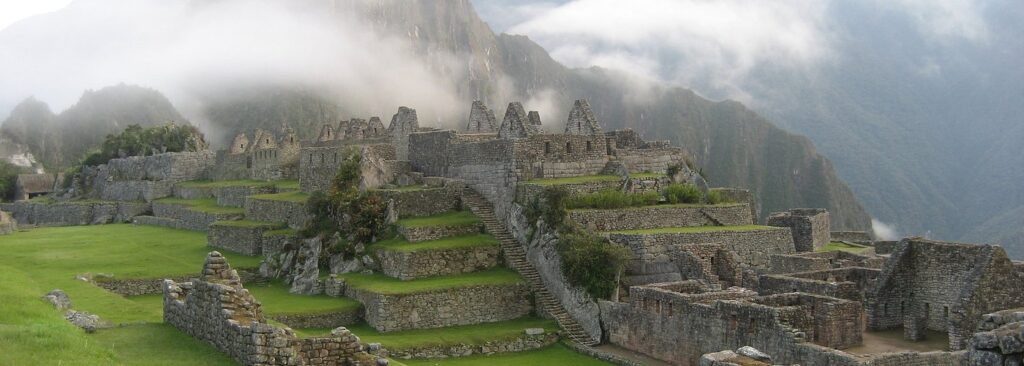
[344,283,532,332]
[569,204,753,231]
[386,332,558,359]
[0,210,16,234]
[271,310,362,329]
[396,223,483,242]
[767,209,830,252]
[375,243,499,280]
[375,185,463,218]
[152,202,243,232]
[1,201,150,226]
[245,197,310,229]
[606,227,795,269]
[208,222,286,256]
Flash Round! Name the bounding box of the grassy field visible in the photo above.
[402,343,611,366]
[294,317,558,350]
[155,197,246,215]
[817,241,872,254]
[339,268,522,295]
[249,191,310,203]
[397,211,480,228]
[373,234,497,253]
[606,225,776,235]
[523,175,621,186]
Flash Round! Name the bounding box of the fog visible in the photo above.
[0,0,464,137]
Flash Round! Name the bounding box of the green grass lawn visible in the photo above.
[373,234,497,253]
[605,225,775,235]
[397,211,480,228]
[817,241,872,254]
[339,268,522,295]
[401,343,611,366]
[91,324,237,365]
[250,191,310,203]
[274,180,300,190]
[211,219,287,229]
[264,228,298,237]
[523,175,622,186]
[0,224,261,324]
[293,317,558,350]
[155,197,246,215]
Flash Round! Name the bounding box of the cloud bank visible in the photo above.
[0,0,463,132]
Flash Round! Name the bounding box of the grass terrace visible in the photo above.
[264,228,298,237]
[373,234,498,253]
[397,211,480,228]
[605,225,776,235]
[249,190,310,203]
[211,219,287,229]
[338,268,522,295]
[177,179,277,188]
[275,180,301,190]
[293,317,558,350]
[569,202,745,212]
[523,175,622,186]
[155,197,245,215]
[817,241,873,254]
[629,172,665,179]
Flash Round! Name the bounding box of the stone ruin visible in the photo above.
[163,251,379,366]
[767,208,831,252]
[0,210,15,235]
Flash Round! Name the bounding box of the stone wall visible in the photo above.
[211,150,250,181]
[298,146,343,193]
[710,188,758,223]
[967,308,1024,365]
[832,231,873,245]
[396,222,483,242]
[345,283,532,332]
[569,204,753,231]
[375,243,499,280]
[245,197,309,229]
[375,185,462,219]
[0,210,14,234]
[866,239,1024,350]
[152,202,242,232]
[163,251,377,365]
[768,251,885,274]
[767,209,831,252]
[270,310,362,330]
[385,332,558,360]
[87,152,215,202]
[515,180,623,205]
[759,267,881,301]
[606,227,795,269]
[1,201,150,226]
[96,275,191,296]
[600,284,867,366]
[208,222,285,256]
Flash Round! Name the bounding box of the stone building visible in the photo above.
[13,173,60,201]
[767,208,831,252]
[866,238,1024,350]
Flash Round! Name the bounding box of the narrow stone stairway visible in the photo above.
[462,189,600,346]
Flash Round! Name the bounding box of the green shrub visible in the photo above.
[556,228,631,299]
[706,190,733,204]
[565,189,660,209]
[0,161,28,202]
[663,183,702,204]
[301,148,389,249]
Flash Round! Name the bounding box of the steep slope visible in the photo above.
[1,84,189,170]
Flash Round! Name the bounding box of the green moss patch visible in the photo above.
[249,191,310,203]
[246,281,363,316]
[294,317,558,350]
[605,225,776,235]
[155,197,245,215]
[264,228,298,237]
[373,234,498,253]
[397,211,480,228]
[523,175,621,186]
[338,268,522,295]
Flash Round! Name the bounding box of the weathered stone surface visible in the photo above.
[736,346,771,361]
[0,210,15,234]
[346,283,532,332]
[65,310,105,333]
[43,289,71,310]
[375,240,499,280]
[569,204,753,232]
[767,208,830,252]
[606,227,795,269]
[1,201,149,227]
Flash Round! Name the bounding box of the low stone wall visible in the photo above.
[375,186,463,218]
[375,244,499,280]
[397,223,483,242]
[514,179,623,204]
[831,231,873,245]
[245,197,309,229]
[208,223,284,256]
[767,209,830,252]
[873,241,899,255]
[606,227,795,268]
[768,251,885,274]
[95,276,191,296]
[163,251,377,365]
[1,201,150,226]
[133,215,182,229]
[345,283,532,332]
[386,332,558,359]
[0,210,15,234]
[759,267,882,301]
[271,310,362,329]
[87,152,215,202]
[152,202,242,232]
[172,186,215,200]
[217,186,277,208]
[570,204,752,231]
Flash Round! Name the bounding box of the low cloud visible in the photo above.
[0,0,463,133]
[871,218,900,241]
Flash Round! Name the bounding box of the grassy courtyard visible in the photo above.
[818,241,873,254]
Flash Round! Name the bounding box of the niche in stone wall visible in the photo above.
[566,141,572,153]
[544,141,551,154]
[586,140,593,151]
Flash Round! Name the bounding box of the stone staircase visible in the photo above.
[462,190,600,347]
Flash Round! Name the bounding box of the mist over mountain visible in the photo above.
[477,0,1024,254]
[0,0,873,230]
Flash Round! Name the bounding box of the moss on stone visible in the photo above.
[397,211,480,228]
[155,197,245,215]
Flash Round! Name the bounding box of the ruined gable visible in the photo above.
[366,117,386,137]
[388,106,418,160]
[229,133,250,154]
[564,99,603,135]
[466,100,497,133]
[498,102,537,139]
[317,124,336,142]
[251,129,278,150]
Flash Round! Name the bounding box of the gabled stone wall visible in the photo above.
[163,251,377,366]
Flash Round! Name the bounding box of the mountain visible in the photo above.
[199,0,872,229]
[0,0,873,230]
[1,84,189,170]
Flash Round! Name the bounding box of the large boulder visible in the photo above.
[43,289,71,310]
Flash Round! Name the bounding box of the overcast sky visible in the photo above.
[0,0,73,30]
